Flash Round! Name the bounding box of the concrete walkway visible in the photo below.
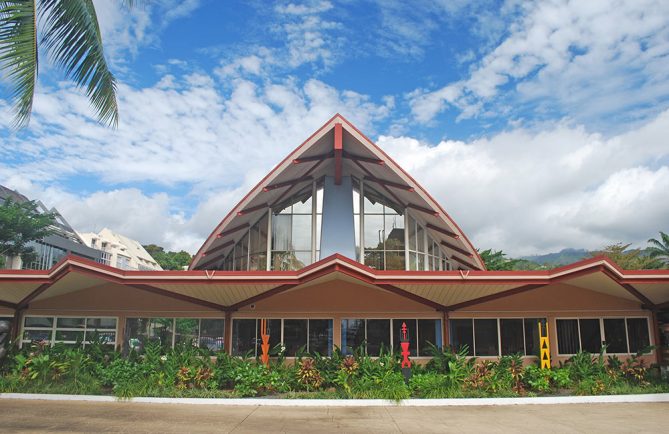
[0,400,668,433]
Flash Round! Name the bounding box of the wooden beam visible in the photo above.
[406,203,439,217]
[447,284,546,311]
[342,151,384,165]
[292,152,333,164]
[365,176,414,192]
[0,299,17,309]
[203,240,234,256]
[227,284,299,311]
[263,176,313,192]
[621,283,656,308]
[216,223,249,239]
[654,300,669,310]
[334,123,343,185]
[450,255,481,270]
[651,310,663,365]
[440,240,473,258]
[224,311,232,354]
[129,284,228,311]
[195,255,225,270]
[351,158,405,206]
[11,307,24,341]
[426,223,459,239]
[376,283,448,311]
[237,203,268,216]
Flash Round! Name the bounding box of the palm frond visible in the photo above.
[40,0,118,127]
[0,0,39,128]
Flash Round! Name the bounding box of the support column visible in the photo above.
[11,307,24,343]
[224,311,233,354]
[442,310,450,349]
[651,310,663,365]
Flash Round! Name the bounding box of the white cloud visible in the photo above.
[378,109,669,256]
[410,0,669,125]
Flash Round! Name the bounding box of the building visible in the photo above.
[0,185,103,270]
[79,228,163,271]
[0,115,668,366]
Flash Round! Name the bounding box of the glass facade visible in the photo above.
[124,318,225,352]
[450,318,545,357]
[231,318,333,357]
[556,317,651,355]
[341,318,441,356]
[22,316,117,347]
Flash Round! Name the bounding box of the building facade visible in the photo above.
[79,228,163,271]
[0,115,668,366]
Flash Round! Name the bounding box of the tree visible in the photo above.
[0,198,56,267]
[143,244,192,270]
[478,249,521,271]
[589,243,662,270]
[0,0,135,128]
[647,231,669,268]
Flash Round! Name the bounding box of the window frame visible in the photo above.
[124,317,225,351]
[554,316,653,356]
[21,315,118,348]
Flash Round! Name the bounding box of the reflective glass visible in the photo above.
[291,215,312,250]
[87,318,116,329]
[308,319,332,356]
[450,319,474,356]
[579,319,601,353]
[232,319,257,356]
[125,318,150,352]
[627,318,650,354]
[418,319,442,356]
[556,319,579,354]
[56,318,85,328]
[364,196,383,213]
[55,330,84,341]
[200,319,225,352]
[367,319,391,356]
[255,319,281,356]
[292,196,312,214]
[392,319,417,356]
[174,318,199,346]
[342,319,365,354]
[474,319,499,356]
[25,317,53,328]
[283,319,308,356]
[364,214,384,250]
[272,214,291,250]
[524,318,545,356]
[384,215,405,250]
[384,251,405,270]
[500,319,524,355]
[149,318,174,348]
[603,319,628,353]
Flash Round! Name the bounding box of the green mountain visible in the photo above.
[521,248,589,267]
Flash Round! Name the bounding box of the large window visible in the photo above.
[125,318,224,352]
[232,318,332,357]
[342,318,441,356]
[23,241,68,270]
[22,316,117,347]
[450,318,545,357]
[360,183,405,270]
[557,317,651,355]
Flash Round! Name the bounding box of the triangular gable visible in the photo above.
[190,114,484,270]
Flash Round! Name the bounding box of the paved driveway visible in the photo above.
[0,400,667,433]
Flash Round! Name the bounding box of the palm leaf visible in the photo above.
[40,0,118,127]
[0,0,38,128]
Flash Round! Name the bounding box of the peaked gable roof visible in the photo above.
[190,114,485,270]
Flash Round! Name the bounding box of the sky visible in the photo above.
[1,0,668,257]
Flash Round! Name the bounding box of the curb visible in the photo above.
[2,393,669,406]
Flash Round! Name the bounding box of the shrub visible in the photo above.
[297,357,323,391]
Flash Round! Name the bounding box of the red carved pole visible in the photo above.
[400,322,412,384]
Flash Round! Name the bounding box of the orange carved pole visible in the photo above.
[260,319,270,368]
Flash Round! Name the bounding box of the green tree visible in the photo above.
[647,231,669,268]
[0,198,56,267]
[143,244,192,270]
[478,249,521,271]
[589,243,662,270]
[0,0,135,128]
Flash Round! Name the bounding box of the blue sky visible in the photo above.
[1,0,669,256]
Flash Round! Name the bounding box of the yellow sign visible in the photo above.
[538,321,551,369]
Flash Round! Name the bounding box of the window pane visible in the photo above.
[56,318,85,328]
[149,318,174,348]
[308,319,332,356]
[248,253,267,271]
[232,319,256,356]
[367,319,390,356]
[408,215,417,251]
[363,251,384,270]
[55,330,84,341]
[384,215,405,250]
[174,318,199,346]
[418,319,442,356]
[199,319,225,351]
[524,318,544,357]
[500,319,524,355]
[292,196,312,214]
[342,319,365,355]
[416,224,425,252]
[85,330,115,345]
[283,319,308,356]
[579,319,601,353]
[364,214,384,250]
[393,319,417,356]
[556,319,579,354]
[384,251,405,270]
[272,251,307,271]
[272,214,291,250]
[87,318,116,329]
[364,195,383,213]
[255,319,281,356]
[450,319,474,356]
[474,319,499,356]
[125,318,149,352]
[25,317,53,328]
[24,330,51,341]
[603,319,628,353]
[627,318,650,354]
[291,214,312,251]
[352,189,360,214]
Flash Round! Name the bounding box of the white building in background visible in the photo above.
[78,228,163,271]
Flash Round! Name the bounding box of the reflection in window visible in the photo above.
[360,182,405,270]
[126,318,225,353]
[231,318,333,357]
[22,316,117,347]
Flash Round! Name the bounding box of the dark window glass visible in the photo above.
[232,319,257,356]
[56,318,85,328]
[174,318,199,346]
[579,319,601,353]
[367,319,390,356]
[500,319,524,355]
[474,319,499,356]
[384,251,405,270]
[24,330,51,341]
[603,319,628,353]
[199,319,225,352]
[450,319,474,356]
[556,319,579,354]
[283,319,307,356]
[393,319,417,356]
[418,319,442,356]
[308,319,332,356]
[55,330,84,341]
[25,317,53,328]
[148,318,174,349]
[524,318,544,356]
[627,318,650,354]
[125,318,149,352]
[363,251,384,270]
[255,319,282,356]
[85,330,115,344]
[86,318,116,329]
[341,319,364,355]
